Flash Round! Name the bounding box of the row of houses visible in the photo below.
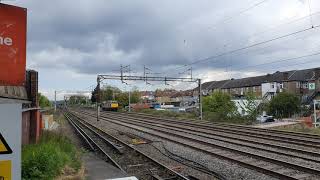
[199,67,320,103]
[134,67,320,114]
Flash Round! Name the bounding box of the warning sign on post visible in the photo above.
[0,133,12,154]
[0,160,11,180]
[0,104,22,180]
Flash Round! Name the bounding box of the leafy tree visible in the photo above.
[91,85,141,108]
[267,92,300,119]
[116,89,140,107]
[101,85,121,101]
[38,93,52,108]
[91,87,98,103]
[243,92,259,121]
[202,92,237,121]
[68,96,87,105]
[91,85,121,103]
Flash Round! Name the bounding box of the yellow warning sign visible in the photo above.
[0,160,11,180]
[0,133,12,154]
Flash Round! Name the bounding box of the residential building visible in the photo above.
[200,67,320,104]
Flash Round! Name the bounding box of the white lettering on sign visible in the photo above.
[0,36,13,46]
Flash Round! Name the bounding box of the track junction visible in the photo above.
[65,107,320,180]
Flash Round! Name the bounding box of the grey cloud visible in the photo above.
[12,0,320,81]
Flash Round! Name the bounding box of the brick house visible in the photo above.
[201,67,320,103]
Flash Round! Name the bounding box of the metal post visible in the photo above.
[314,100,317,128]
[120,64,123,83]
[198,79,203,120]
[128,88,131,112]
[143,65,146,81]
[97,77,101,121]
[54,90,57,112]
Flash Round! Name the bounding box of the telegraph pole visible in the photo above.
[198,79,203,120]
[128,88,131,112]
[54,90,57,112]
[143,65,146,82]
[97,77,101,122]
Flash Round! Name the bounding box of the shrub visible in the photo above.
[202,92,237,121]
[267,92,300,119]
[22,131,81,180]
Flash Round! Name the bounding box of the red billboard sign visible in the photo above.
[0,4,27,86]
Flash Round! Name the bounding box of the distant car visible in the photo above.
[256,115,274,123]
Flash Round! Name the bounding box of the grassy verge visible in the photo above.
[22,131,82,180]
[273,124,320,135]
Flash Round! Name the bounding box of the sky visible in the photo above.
[8,0,320,100]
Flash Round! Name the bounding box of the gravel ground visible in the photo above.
[103,112,320,152]
[99,112,320,164]
[120,120,320,170]
[73,110,278,180]
[118,111,320,144]
[79,110,320,170]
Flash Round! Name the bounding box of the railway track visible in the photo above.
[126,111,320,139]
[98,111,320,158]
[71,108,320,180]
[104,110,320,148]
[64,109,189,180]
[83,111,320,163]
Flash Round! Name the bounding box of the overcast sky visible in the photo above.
[9,0,320,99]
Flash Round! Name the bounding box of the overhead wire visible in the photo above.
[174,27,319,78]
[162,24,320,75]
[208,0,270,30]
[199,50,320,81]
[215,11,320,53]
[308,0,314,28]
[171,12,320,77]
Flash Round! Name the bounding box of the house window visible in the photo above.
[279,83,284,89]
[296,82,300,88]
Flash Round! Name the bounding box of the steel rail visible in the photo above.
[105,111,320,147]
[72,109,320,180]
[66,111,124,154]
[65,112,95,150]
[66,109,190,180]
[87,110,320,163]
[125,111,320,139]
[64,112,125,172]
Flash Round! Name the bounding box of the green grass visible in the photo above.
[22,131,82,180]
[273,124,320,135]
[203,112,255,125]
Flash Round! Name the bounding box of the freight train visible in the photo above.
[101,100,119,111]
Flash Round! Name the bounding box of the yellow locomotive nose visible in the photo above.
[111,103,119,108]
